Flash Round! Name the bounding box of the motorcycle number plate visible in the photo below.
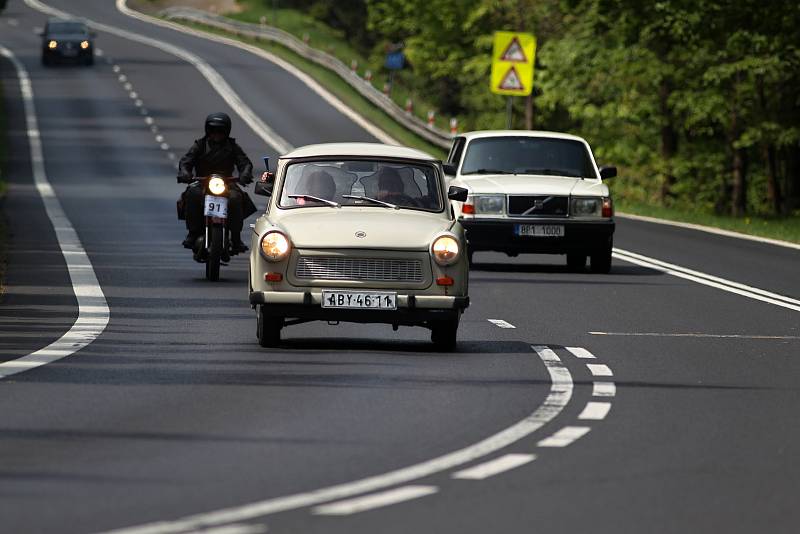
[204,195,228,218]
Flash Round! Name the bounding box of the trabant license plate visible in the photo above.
[515,224,564,237]
[322,290,397,310]
[204,195,228,217]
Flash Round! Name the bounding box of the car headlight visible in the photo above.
[260,231,290,262]
[208,176,227,195]
[48,40,58,49]
[468,195,504,215]
[571,197,602,217]
[431,235,460,266]
[80,40,90,50]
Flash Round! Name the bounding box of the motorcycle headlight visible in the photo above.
[260,231,290,262]
[571,197,602,217]
[48,40,58,49]
[431,235,460,266]
[471,195,505,215]
[208,176,227,195]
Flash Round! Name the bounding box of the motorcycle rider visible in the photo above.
[177,112,254,255]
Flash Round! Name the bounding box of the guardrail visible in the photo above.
[160,7,454,150]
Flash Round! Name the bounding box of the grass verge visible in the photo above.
[617,200,800,244]
[180,20,446,158]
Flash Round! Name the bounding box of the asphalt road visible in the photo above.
[0,2,798,533]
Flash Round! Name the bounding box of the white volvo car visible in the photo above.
[444,130,617,272]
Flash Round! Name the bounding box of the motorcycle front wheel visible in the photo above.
[205,225,223,281]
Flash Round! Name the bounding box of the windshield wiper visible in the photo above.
[520,168,582,178]
[288,194,340,207]
[341,195,399,209]
[463,168,515,175]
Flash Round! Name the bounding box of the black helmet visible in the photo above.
[204,112,232,137]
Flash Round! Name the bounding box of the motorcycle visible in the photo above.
[196,174,238,281]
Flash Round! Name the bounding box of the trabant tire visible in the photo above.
[566,253,586,272]
[590,240,613,274]
[431,318,459,352]
[257,306,281,348]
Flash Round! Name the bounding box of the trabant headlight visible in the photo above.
[260,231,290,262]
[571,197,602,217]
[80,40,90,50]
[470,195,505,215]
[431,235,460,266]
[48,40,58,49]
[208,176,227,195]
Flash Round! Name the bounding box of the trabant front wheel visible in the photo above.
[431,317,459,352]
[257,305,282,348]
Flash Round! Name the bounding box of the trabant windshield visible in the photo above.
[278,160,443,212]
[461,137,597,179]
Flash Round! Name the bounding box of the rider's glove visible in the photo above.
[239,175,254,186]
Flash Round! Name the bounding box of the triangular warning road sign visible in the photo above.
[500,37,527,63]
[498,66,524,91]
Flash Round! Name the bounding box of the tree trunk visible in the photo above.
[658,78,678,202]
[763,143,782,215]
[731,148,748,216]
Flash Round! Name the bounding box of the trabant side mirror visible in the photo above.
[599,166,617,179]
[255,171,274,197]
[447,185,468,202]
[442,163,457,176]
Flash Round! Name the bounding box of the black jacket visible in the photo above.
[177,137,254,184]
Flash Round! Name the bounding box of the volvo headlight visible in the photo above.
[470,195,505,215]
[260,231,290,262]
[571,197,602,217]
[48,40,58,49]
[431,235,460,266]
[208,176,227,195]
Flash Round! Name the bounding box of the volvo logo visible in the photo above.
[533,199,545,210]
[355,231,367,239]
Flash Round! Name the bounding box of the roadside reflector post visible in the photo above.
[364,69,372,83]
[350,59,358,73]
[302,32,310,44]
[450,117,458,135]
[427,110,435,128]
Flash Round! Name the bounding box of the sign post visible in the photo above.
[490,31,536,129]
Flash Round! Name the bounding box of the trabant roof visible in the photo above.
[459,130,589,144]
[282,143,438,162]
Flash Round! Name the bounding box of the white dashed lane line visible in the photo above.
[566,346,595,359]
[586,363,613,377]
[537,426,592,448]
[487,319,516,329]
[312,486,439,516]
[451,454,536,480]
[578,401,612,420]
[199,525,267,534]
[592,381,616,397]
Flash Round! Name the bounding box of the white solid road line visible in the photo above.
[613,248,800,312]
[25,0,294,154]
[311,485,438,516]
[199,525,267,534]
[592,381,616,397]
[586,363,613,377]
[0,46,110,380]
[115,0,399,147]
[101,346,573,533]
[537,426,592,448]
[487,319,516,329]
[589,331,800,340]
[616,212,800,251]
[565,346,595,359]
[452,453,536,480]
[578,401,612,420]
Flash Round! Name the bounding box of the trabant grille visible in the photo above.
[295,256,424,282]
[508,195,568,217]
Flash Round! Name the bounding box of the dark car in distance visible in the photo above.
[41,18,95,66]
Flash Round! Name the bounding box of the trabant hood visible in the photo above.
[275,208,454,250]
[457,174,608,196]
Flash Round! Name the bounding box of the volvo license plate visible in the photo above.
[515,224,564,237]
[321,290,397,310]
[204,195,228,217]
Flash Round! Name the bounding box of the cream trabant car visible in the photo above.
[249,143,470,350]
[444,131,617,272]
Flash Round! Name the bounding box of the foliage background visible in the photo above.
[265,0,800,219]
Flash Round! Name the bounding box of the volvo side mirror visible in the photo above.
[447,186,468,202]
[442,163,457,176]
[599,166,617,179]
